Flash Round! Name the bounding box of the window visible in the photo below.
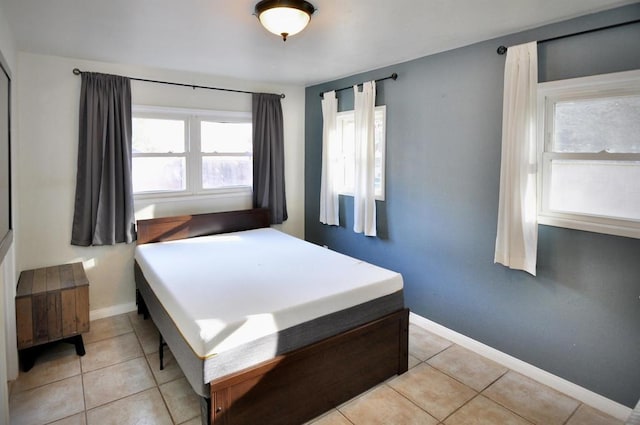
[537,70,640,238]
[200,121,252,189]
[132,106,252,198]
[334,105,386,200]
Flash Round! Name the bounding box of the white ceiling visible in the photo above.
[1,0,636,86]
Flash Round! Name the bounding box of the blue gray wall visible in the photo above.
[304,5,640,408]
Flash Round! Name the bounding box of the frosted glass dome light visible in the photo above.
[255,0,315,42]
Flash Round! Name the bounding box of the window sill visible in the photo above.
[134,187,252,204]
[537,214,640,239]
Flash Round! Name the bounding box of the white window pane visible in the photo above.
[334,106,386,198]
[341,120,355,192]
[132,157,186,192]
[202,157,252,189]
[201,122,252,153]
[374,109,386,197]
[549,160,640,220]
[554,95,640,153]
[344,114,385,196]
[132,118,185,153]
[374,156,383,195]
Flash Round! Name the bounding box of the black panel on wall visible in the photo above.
[0,53,12,263]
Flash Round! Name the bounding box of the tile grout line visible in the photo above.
[410,316,630,422]
[395,343,464,422]
[130,310,201,424]
[474,369,538,424]
[128,312,172,422]
[10,314,193,425]
[83,328,135,346]
[478,367,510,391]
[478,383,549,425]
[335,409,356,425]
[38,352,88,425]
[477,391,536,425]
[79,326,153,376]
[18,313,618,425]
[439,392,482,423]
[135,319,177,424]
[562,402,583,425]
[409,324,455,363]
[411,330,596,425]
[81,315,155,418]
[424,349,509,393]
[481,369,585,425]
[129,312,193,425]
[412,345,538,425]
[80,356,88,425]
[384,381,442,423]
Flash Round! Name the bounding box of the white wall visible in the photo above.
[0,259,9,424]
[1,246,17,399]
[16,52,306,319]
[0,1,17,421]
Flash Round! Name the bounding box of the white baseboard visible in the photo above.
[90,302,137,321]
[409,312,632,422]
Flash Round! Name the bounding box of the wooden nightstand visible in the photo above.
[15,262,90,371]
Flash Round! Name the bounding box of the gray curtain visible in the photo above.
[71,72,135,246]
[252,93,287,224]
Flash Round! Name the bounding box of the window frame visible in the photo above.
[334,105,387,201]
[132,105,253,201]
[536,69,640,239]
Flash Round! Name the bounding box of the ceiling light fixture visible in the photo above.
[255,0,315,42]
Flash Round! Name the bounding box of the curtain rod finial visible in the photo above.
[497,46,507,55]
[391,72,398,80]
[73,68,82,75]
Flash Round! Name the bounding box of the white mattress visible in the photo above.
[134,228,403,359]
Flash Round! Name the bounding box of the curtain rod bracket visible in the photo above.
[319,72,399,98]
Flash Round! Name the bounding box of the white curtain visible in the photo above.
[353,81,377,236]
[319,91,339,225]
[494,41,538,276]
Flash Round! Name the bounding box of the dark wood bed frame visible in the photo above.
[135,208,409,425]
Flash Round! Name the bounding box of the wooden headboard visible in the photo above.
[136,208,271,244]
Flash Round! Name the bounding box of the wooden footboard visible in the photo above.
[209,308,409,425]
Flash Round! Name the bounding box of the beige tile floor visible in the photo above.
[9,313,625,425]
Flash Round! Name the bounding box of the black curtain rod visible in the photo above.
[496,18,640,55]
[319,73,398,97]
[72,68,285,99]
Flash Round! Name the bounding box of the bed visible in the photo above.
[134,208,408,425]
